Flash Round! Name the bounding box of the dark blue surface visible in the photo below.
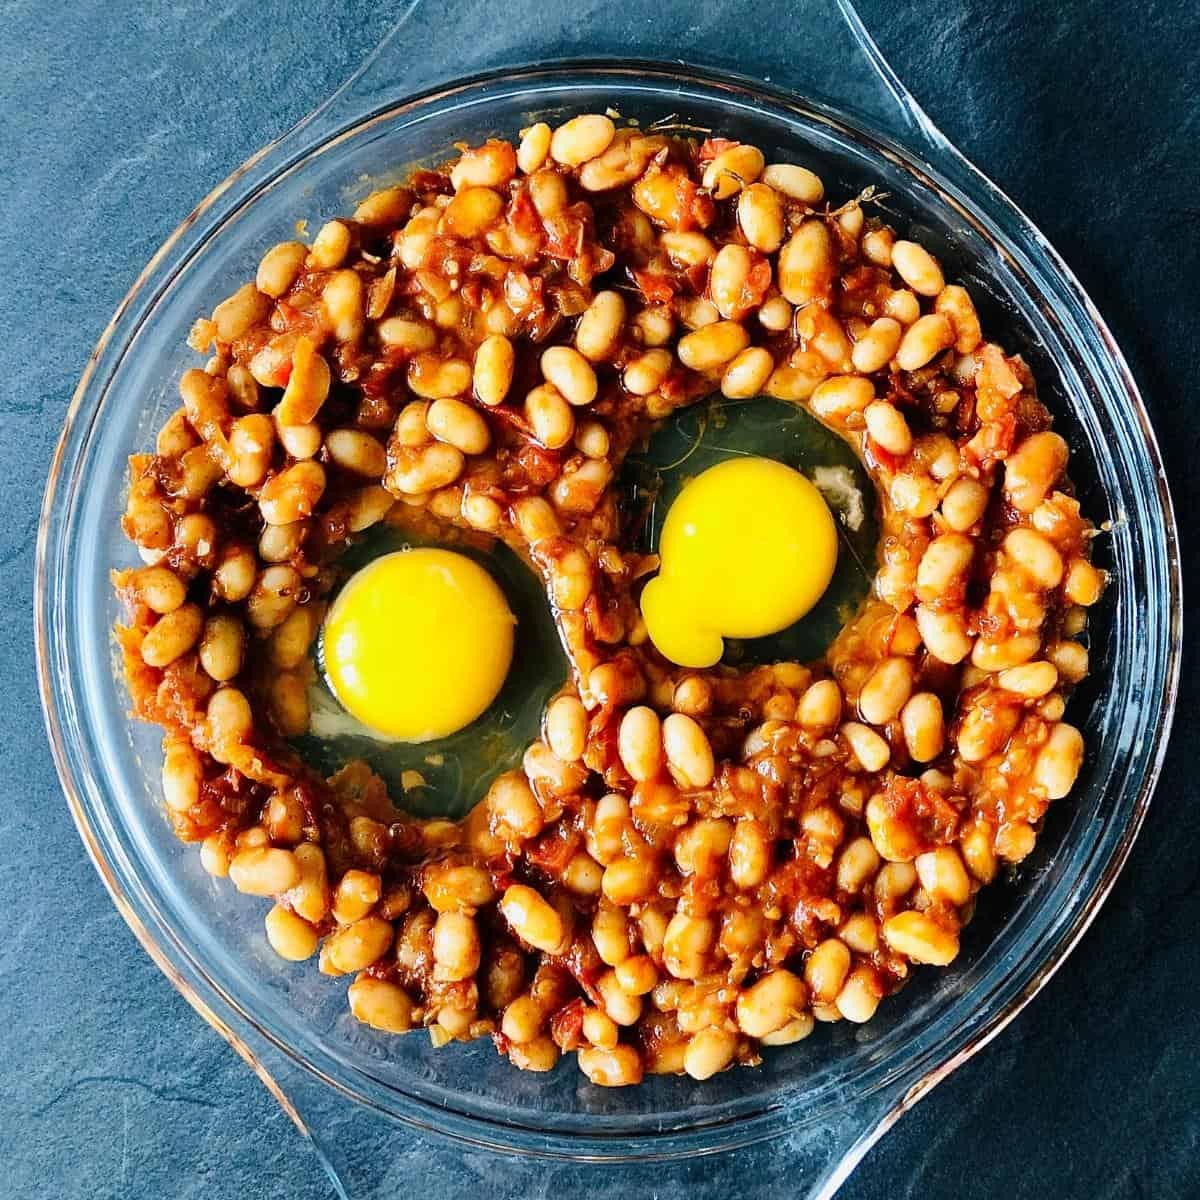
[3,1,1197,1196]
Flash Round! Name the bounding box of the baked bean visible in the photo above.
[541,345,597,407]
[662,713,715,788]
[858,657,914,725]
[574,420,610,460]
[810,374,874,420]
[256,241,306,298]
[805,938,850,1002]
[836,967,882,1024]
[516,122,552,174]
[229,846,300,898]
[678,320,751,373]
[354,185,408,225]
[970,632,1041,673]
[426,397,491,455]
[525,384,575,449]
[900,692,944,762]
[843,722,890,772]
[891,240,945,296]
[440,186,503,238]
[760,1014,815,1046]
[307,219,351,270]
[1064,559,1104,606]
[702,142,764,198]
[408,353,472,400]
[736,969,806,1039]
[129,565,186,615]
[500,884,566,954]
[321,269,365,343]
[197,613,244,682]
[633,305,675,347]
[450,139,516,191]
[763,162,824,203]
[549,458,612,513]
[997,661,1058,699]
[935,284,982,353]
[257,520,304,564]
[716,346,772,400]
[1004,431,1068,512]
[324,916,394,974]
[915,847,971,905]
[578,1044,643,1087]
[597,969,643,1026]
[275,418,322,460]
[259,461,325,526]
[545,695,588,762]
[501,995,543,1044]
[850,317,902,374]
[836,836,881,893]
[896,314,955,371]
[684,1028,738,1081]
[757,295,793,332]
[433,911,482,982]
[915,604,972,664]
[277,340,332,431]
[708,245,757,320]
[377,316,437,354]
[778,220,835,305]
[624,348,673,396]
[766,356,827,402]
[882,288,921,325]
[387,442,464,494]
[663,913,715,980]
[1005,527,1064,588]
[529,169,567,219]
[575,291,626,361]
[799,679,842,729]
[487,771,543,844]
[602,857,656,907]
[161,737,202,814]
[938,476,987,531]
[212,283,269,342]
[592,900,632,966]
[1035,722,1084,799]
[345,485,393,532]
[883,910,958,965]
[246,564,300,631]
[861,227,894,267]
[1046,639,1089,683]
[265,904,319,961]
[324,428,385,477]
[916,533,973,602]
[864,402,913,457]
[550,114,615,166]
[618,706,663,782]
[349,975,414,1033]
[737,182,785,252]
[141,603,203,668]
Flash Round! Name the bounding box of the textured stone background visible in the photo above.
[2,0,1196,1196]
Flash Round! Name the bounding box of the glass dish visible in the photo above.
[36,3,1181,1195]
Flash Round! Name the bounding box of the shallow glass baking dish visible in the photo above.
[36,2,1181,1195]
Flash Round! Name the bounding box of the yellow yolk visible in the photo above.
[640,457,838,668]
[322,548,515,741]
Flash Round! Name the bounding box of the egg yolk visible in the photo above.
[640,457,838,668]
[322,548,516,741]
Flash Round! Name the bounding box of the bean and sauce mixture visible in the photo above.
[114,114,1101,1086]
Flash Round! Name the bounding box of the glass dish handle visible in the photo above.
[235,3,941,1194]
[295,0,952,158]
[242,1017,906,1200]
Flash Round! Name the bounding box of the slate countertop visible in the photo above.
[2,1,1196,1196]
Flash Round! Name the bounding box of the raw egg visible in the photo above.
[640,456,838,668]
[322,548,516,741]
